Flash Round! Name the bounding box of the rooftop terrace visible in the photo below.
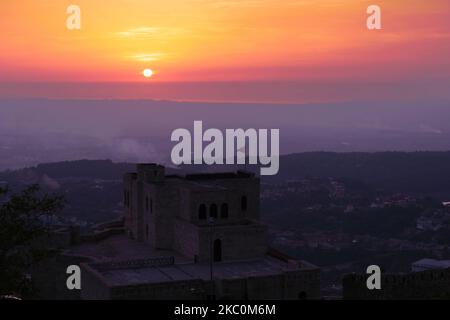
[69,235,317,287]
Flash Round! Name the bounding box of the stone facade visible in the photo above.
[80,253,320,300]
[124,164,264,263]
[343,268,450,299]
[80,163,320,300]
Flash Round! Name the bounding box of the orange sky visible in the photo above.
[0,0,449,85]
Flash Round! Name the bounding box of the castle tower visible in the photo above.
[124,165,267,262]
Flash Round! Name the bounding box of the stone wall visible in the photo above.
[173,219,200,260]
[109,280,207,300]
[123,173,138,239]
[142,183,157,246]
[173,218,268,263]
[80,267,320,300]
[282,269,321,300]
[80,263,112,300]
[153,184,179,249]
[197,222,268,263]
[343,268,450,299]
[215,177,260,221]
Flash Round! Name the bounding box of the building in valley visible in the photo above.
[78,164,320,300]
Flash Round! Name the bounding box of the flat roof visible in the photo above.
[91,256,316,287]
[101,264,194,286]
[67,234,317,287]
[64,234,191,264]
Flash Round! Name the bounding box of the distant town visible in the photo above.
[2,152,450,299]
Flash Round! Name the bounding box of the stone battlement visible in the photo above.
[91,256,175,272]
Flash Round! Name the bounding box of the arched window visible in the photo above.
[210,204,218,219]
[214,239,222,262]
[221,203,229,219]
[241,196,247,211]
[198,204,207,220]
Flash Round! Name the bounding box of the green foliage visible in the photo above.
[0,185,64,297]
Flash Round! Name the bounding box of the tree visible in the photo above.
[0,185,64,298]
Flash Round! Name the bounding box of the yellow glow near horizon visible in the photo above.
[0,0,449,83]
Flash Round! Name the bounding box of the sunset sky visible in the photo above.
[1,0,449,102]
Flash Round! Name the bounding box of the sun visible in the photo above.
[142,68,153,78]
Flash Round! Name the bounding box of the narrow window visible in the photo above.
[221,203,229,219]
[199,204,207,220]
[241,196,247,211]
[210,204,218,219]
[214,239,222,262]
[125,191,130,208]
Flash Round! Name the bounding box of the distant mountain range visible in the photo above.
[2,152,450,199]
[1,99,450,171]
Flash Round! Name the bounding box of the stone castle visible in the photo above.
[123,164,265,263]
[79,164,320,300]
